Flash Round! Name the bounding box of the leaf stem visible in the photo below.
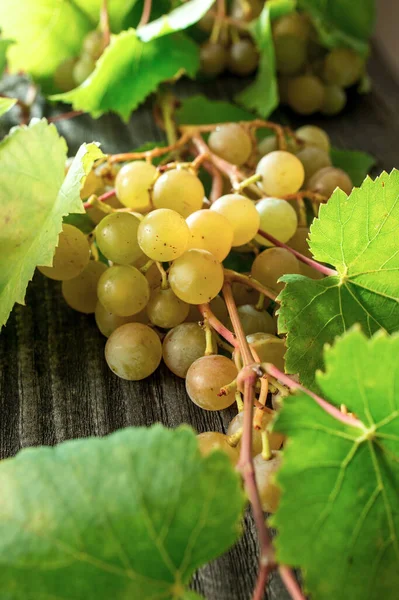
[138,0,152,27]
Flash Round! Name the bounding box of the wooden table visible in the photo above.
[0,49,397,599]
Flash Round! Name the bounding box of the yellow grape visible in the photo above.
[253,451,282,512]
[296,146,332,184]
[62,261,107,314]
[308,167,353,197]
[152,169,204,217]
[247,332,286,371]
[227,410,284,455]
[211,194,260,246]
[115,161,157,211]
[251,247,301,293]
[256,151,304,197]
[163,322,208,378]
[197,432,239,465]
[295,125,331,152]
[95,212,144,265]
[169,249,224,304]
[138,208,189,261]
[97,265,150,316]
[186,209,234,261]
[236,304,276,336]
[146,286,190,329]
[323,48,364,88]
[287,75,325,115]
[38,224,90,281]
[208,123,253,166]
[255,197,298,246]
[186,355,238,410]
[287,227,323,280]
[95,301,148,338]
[105,323,162,381]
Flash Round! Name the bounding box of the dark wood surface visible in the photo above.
[0,49,398,600]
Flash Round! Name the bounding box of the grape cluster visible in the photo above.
[54,30,105,92]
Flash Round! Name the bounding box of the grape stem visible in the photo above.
[284,190,327,203]
[198,303,237,348]
[48,110,85,123]
[224,269,277,302]
[138,0,152,27]
[109,132,191,163]
[207,9,250,31]
[203,160,224,203]
[83,188,116,210]
[100,0,111,47]
[279,566,306,600]
[210,0,226,44]
[256,229,338,277]
[155,262,168,290]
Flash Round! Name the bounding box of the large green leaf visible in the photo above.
[138,0,216,42]
[175,95,255,125]
[52,29,199,122]
[278,169,399,390]
[0,425,244,599]
[0,119,103,328]
[331,147,376,187]
[272,328,399,600]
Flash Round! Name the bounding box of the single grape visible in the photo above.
[232,280,260,307]
[137,208,189,262]
[105,323,162,381]
[152,168,205,217]
[251,247,301,293]
[163,322,208,378]
[186,209,234,262]
[169,249,224,304]
[197,432,239,465]
[235,304,276,336]
[115,161,157,211]
[62,261,107,314]
[296,146,332,184]
[255,197,298,246]
[274,35,307,75]
[210,194,260,246]
[208,124,252,166]
[97,265,150,316]
[231,0,263,20]
[83,30,104,60]
[95,212,144,265]
[227,410,284,455]
[73,54,95,86]
[247,332,286,371]
[258,135,277,157]
[38,224,90,281]
[324,48,364,88]
[146,286,189,329]
[254,451,282,512]
[321,85,347,116]
[228,40,259,76]
[80,168,104,200]
[95,301,148,338]
[186,355,238,410]
[295,125,331,152]
[287,75,325,115]
[200,42,228,77]
[186,295,230,326]
[273,12,311,41]
[308,166,353,198]
[54,58,77,92]
[287,227,323,280]
[256,152,305,197]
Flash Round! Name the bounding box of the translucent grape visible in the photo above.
[228,40,258,76]
[287,75,325,115]
[137,208,189,262]
[186,355,238,410]
[227,410,284,456]
[38,224,90,281]
[105,323,162,381]
[152,169,205,217]
[95,212,144,265]
[83,30,104,60]
[247,332,286,371]
[324,48,364,88]
[169,249,224,304]
[256,152,305,197]
[95,301,148,338]
[308,166,353,198]
[254,451,282,512]
[200,42,228,77]
[258,135,278,157]
[186,209,234,262]
[321,85,347,116]
[54,58,77,92]
[80,168,104,200]
[235,304,276,336]
[73,55,95,86]
[146,286,189,329]
[97,265,150,316]
[255,197,298,246]
[296,146,332,183]
[208,124,252,166]
[287,227,323,280]
[197,432,239,465]
[295,125,331,152]
[115,161,157,211]
[210,194,260,246]
[274,35,307,75]
[251,247,301,293]
[62,261,107,314]
[163,322,208,378]
[231,0,263,20]
[273,12,311,40]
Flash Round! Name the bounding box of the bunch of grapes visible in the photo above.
[38,119,352,510]
[54,29,105,92]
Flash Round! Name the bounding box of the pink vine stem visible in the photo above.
[279,566,306,600]
[138,0,152,27]
[83,188,116,210]
[100,0,111,47]
[198,303,237,348]
[48,110,84,123]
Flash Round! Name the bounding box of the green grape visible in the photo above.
[295,125,331,152]
[256,151,305,197]
[86,192,123,225]
[321,85,347,116]
[253,451,282,512]
[273,12,311,41]
[197,432,239,465]
[162,322,208,378]
[274,35,307,75]
[38,224,90,281]
[258,135,278,157]
[80,168,104,200]
[152,169,205,217]
[208,124,252,166]
[227,410,284,456]
[186,295,230,326]
[115,161,157,211]
[62,261,107,314]
[83,30,104,60]
[200,42,228,77]
[296,146,332,184]
[105,323,162,381]
[146,286,189,329]
[186,355,238,410]
[231,0,263,20]
[54,58,77,92]
[287,75,325,115]
[73,54,95,86]
[186,209,234,262]
[236,304,276,336]
[247,332,286,371]
[287,227,323,280]
[251,247,301,293]
[95,212,144,265]
[137,208,189,261]
[255,197,298,246]
[324,48,364,88]
[308,166,353,198]
[95,301,148,338]
[232,281,260,307]
[210,194,260,246]
[97,265,150,316]
[169,249,224,304]
[228,40,258,76]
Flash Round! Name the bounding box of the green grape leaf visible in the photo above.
[278,169,399,390]
[298,0,375,55]
[138,0,216,42]
[0,96,17,118]
[331,147,376,187]
[235,0,295,118]
[0,37,14,76]
[0,424,245,599]
[0,119,103,328]
[272,328,399,600]
[52,29,199,122]
[176,95,255,125]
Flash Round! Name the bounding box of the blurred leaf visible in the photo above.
[138,0,216,42]
[0,38,14,76]
[175,95,255,125]
[331,147,376,187]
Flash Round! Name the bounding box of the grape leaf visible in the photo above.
[175,95,255,125]
[272,328,399,600]
[0,97,16,118]
[138,0,216,42]
[331,147,376,187]
[0,424,244,599]
[52,29,199,122]
[278,169,399,390]
[0,37,14,76]
[0,119,103,328]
